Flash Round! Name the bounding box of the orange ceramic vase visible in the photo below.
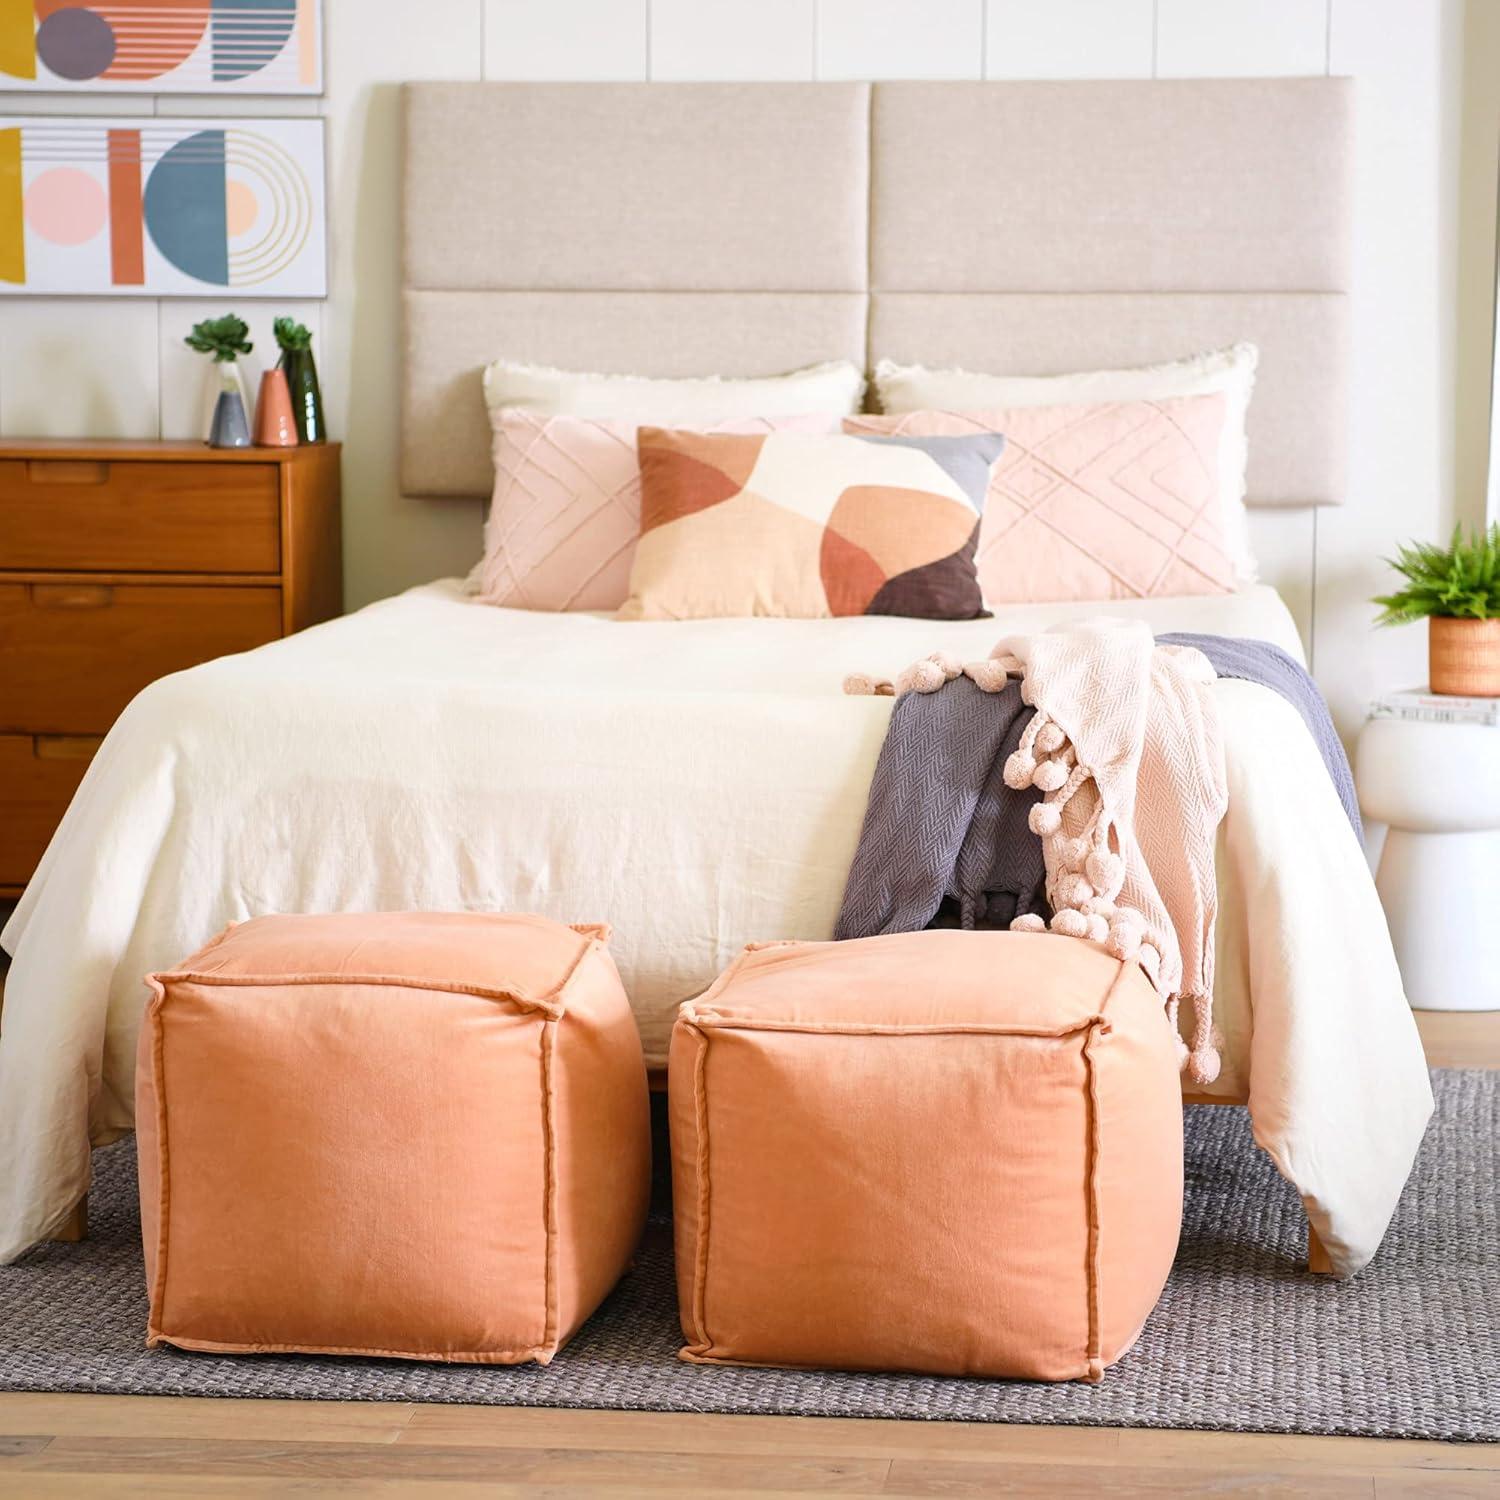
[253,367,298,447]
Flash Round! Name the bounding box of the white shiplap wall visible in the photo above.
[0,0,1462,733]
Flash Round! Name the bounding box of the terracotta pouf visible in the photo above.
[136,911,650,1364]
[669,929,1183,1383]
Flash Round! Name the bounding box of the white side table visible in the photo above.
[1356,716,1500,1011]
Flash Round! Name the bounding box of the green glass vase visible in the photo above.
[279,345,326,444]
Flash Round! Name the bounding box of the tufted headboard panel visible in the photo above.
[402,78,1350,506]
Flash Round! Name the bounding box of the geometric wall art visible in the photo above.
[1,1,322,94]
[0,118,326,297]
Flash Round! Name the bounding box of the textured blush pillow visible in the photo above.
[873,345,1258,585]
[846,395,1235,604]
[618,428,1002,621]
[477,412,838,612]
[483,358,865,421]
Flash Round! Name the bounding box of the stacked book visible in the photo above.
[1369,688,1500,727]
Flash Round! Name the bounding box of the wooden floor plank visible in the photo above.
[1111,1429,1497,1476]
[1,1434,893,1493]
[395,1406,1498,1474]
[0,1437,50,1458]
[1374,1477,1500,1499]
[1413,1009,1500,1069]
[882,1457,1379,1497]
[0,1393,413,1444]
[0,1478,692,1499]
[397,1406,1130,1461]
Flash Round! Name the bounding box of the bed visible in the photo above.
[0,80,1433,1274]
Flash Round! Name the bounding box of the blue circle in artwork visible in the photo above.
[36,8,117,81]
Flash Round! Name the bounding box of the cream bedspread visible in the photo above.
[0,581,1432,1272]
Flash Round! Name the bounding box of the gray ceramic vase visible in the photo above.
[208,389,251,448]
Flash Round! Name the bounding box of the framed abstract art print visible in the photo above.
[2,1,323,95]
[0,117,327,297]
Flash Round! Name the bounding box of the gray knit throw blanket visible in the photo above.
[834,675,1048,938]
[1158,632,1363,843]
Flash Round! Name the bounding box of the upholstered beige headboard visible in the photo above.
[402,79,1350,507]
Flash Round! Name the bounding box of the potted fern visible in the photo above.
[184,314,253,449]
[1374,523,1500,696]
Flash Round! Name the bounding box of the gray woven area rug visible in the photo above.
[2,1069,1495,1442]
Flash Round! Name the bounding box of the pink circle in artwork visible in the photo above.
[224,178,259,239]
[24,168,108,246]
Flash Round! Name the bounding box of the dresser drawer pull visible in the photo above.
[34,735,104,762]
[30,584,113,610]
[25,460,109,486]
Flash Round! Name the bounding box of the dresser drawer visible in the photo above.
[0,458,280,574]
[0,582,283,734]
[0,734,100,891]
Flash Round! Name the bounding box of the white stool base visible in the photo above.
[1376,829,1500,1011]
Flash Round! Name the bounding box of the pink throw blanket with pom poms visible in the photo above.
[847,619,1228,1085]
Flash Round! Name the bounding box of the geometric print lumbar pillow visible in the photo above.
[845,394,1235,604]
[619,428,1004,620]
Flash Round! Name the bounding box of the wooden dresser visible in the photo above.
[0,440,342,898]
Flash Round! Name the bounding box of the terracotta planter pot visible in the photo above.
[1429,616,1500,697]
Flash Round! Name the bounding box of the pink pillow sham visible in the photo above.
[846,395,1236,604]
[477,411,837,612]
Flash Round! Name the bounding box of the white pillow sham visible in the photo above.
[873,344,1260,585]
[482,357,865,420]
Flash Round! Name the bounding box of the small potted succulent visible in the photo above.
[273,317,326,444]
[185,314,253,448]
[1374,523,1500,696]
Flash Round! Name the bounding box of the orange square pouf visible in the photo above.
[136,911,650,1364]
[669,929,1183,1383]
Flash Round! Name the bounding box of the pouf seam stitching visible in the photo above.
[144,971,566,1019]
[1082,958,1155,1383]
[141,979,173,1348]
[677,1016,1109,1040]
[1081,1016,1108,1384]
[681,948,760,1018]
[146,927,616,1021]
[548,933,618,1017]
[167,915,607,991]
[682,1021,714,1360]
[539,1014,561,1357]
[143,1333,557,1361]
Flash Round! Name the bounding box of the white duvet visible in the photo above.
[0,581,1432,1274]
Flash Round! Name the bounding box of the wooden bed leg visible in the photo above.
[1306,1218,1333,1275]
[49,1195,87,1244]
